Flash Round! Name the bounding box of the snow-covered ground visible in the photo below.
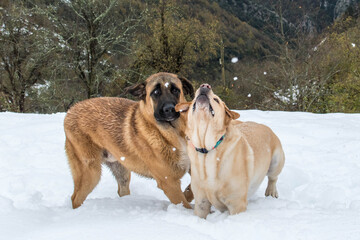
[1,111,360,240]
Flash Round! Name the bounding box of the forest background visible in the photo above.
[1,0,359,113]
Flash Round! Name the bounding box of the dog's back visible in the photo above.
[64,97,137,139]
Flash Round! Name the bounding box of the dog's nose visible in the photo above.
[200,83,211,95]
[163,103,176,114]
[200,84,211,89]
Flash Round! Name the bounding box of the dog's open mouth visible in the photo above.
[194,94,215,117]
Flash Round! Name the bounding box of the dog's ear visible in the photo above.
[175,102,191,113]
[125,82,146,99]
[224,104,240,120]
[178,76,194,98]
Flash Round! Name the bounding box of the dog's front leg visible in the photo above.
[148,160,191,209]
[194,194,211,219]
[225,193,248,215]
[193,183,211,218]
[155,177,192,209]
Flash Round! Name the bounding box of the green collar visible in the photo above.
[189,134,225,154]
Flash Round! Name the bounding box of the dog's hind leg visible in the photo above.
[65,138,102,209]
[104,161,131,197]
[265,148,285,198]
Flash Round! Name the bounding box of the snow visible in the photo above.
[120,157,125,161]
[165,82,170,88]
[274,85,300,104]
[1,111,360,240]
[231,57,238,63]
[264,71,267,75]
[351,43,356,48]
[233,77,238,81]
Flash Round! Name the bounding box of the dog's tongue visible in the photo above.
[196,95,209,109]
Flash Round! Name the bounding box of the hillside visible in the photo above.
[0,0,359,113]
[216,0,360,36]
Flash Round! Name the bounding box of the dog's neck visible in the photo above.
[188,119,226,151]
[139,101,187,148]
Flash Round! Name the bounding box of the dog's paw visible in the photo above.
[184,185,194,202]
[265,186,279,198]
[118,188,130,197]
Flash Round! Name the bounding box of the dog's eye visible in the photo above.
[152,89,161,97]
[214,98,220,104]
[171,88,180,95]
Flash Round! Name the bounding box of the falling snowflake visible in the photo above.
[231,57,238,63]
[216,158,220,161]
[120,157,125,161]
[164,82,170,88]
[233,77,238,81]
[172,147,176,151]
[264,72,267,75]
[165,176,168,179]
[351,43,356,48]
[247,93,251,98]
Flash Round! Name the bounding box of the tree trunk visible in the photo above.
[220,37,226,87]
[18,88,26,113]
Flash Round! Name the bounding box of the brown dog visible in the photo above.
[176,84,285,218]
[64,72,194,209]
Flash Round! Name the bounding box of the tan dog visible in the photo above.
[64,72,194,209]
[175,84,285,218]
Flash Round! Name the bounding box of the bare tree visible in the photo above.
[0,1,55,112]
[43,0,144,99]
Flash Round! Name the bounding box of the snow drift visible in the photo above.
[0,111,359,240]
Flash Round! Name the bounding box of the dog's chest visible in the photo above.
[194,153,228,182]
[199,158,228,208]
[172,142,190,172]
[194,154,238,199]
[177,150,191,173]
[169,140,190,173]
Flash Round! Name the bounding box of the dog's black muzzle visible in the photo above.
[155,102,180,122]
